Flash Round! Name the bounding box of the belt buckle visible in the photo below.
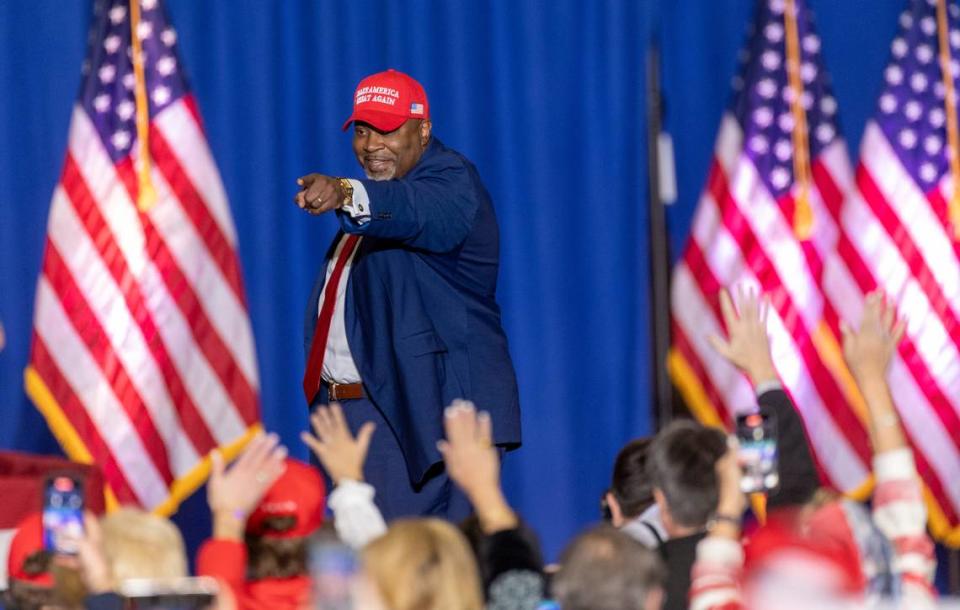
[328,382,340,401]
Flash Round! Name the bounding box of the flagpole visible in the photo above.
[646,38,674,430]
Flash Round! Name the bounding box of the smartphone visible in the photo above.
[42,474,84,554]
[310,534,361,610]
[735,412,779,494]
[120,577,219,610]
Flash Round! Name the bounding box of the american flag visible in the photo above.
[669,0,874,513]
[823,0,960,545]
[25,0,260,513]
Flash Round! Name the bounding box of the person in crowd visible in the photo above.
[46,509,193,610]
[690,291,937,609]
[304,400,544,609]
[645,287,824,610]
[603,437,667,549]
[4,512,59,610]
[293,68,521,522]
[195,432,321,610]
[361,518,485,610]
[551,525,666,610]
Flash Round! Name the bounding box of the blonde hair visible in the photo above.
[99,508,188,586]
[361,518,484,610]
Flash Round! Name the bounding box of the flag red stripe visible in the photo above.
[149,126,247,306]
[707,159,873,464]
[42,242,175,485]
[31,332,140,505]
[62,154,219,455]
[114,160,260,427]
[671,318,733,426]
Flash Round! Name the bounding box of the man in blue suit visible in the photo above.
[294,69,521,521]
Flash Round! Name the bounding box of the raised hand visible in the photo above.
[842,290,907,454]
[438,400,516,533]
[301,403,375,485]
[207,432,287,539]
[708,286,778,386]
[841,290,905,382]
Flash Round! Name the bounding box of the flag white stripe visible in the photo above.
[154,101,238,246]
[147,166,260,390]
[47,188,201,476]
[34,279,168,506]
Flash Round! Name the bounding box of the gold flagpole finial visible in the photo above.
[936,0,960,239]
[129,0,157,212]
[784,0,814,240]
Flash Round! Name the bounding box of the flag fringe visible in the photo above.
[24,365,261,517]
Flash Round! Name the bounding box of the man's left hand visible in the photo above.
[295,174,344,215]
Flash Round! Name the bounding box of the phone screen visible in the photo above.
[42,475,84,554]
[735,413,779,494]
[311,536,360,610]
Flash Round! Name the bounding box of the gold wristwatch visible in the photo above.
[337,177,354,210]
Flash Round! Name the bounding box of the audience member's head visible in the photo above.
[4,512,58,610]
[362,518,484,610]
[605,437,655,526]
[552,525,665,610]
[244,458,325,580]
[99,508,188,586]
[647,419,727,535]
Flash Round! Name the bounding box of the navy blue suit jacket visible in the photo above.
[305,138,521,485]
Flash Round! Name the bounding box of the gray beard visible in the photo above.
[363,169,394,181]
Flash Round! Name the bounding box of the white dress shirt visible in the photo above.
[317,179,371,384]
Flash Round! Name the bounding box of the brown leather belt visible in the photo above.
[325,381,365,401]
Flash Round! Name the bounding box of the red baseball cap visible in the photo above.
[245,459,326,540]
[342,69,430,132]
[7,512,53,587]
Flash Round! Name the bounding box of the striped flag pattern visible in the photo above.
[25,0,260,513]
[822,0,960,545]
[669,0,878,520]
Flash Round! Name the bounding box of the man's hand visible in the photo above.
[295,174,345,215]
[842,290,905,383]
[438,400,517,533]
[708,286,778,386]
[207,432,287,540]
[301,403,375,485]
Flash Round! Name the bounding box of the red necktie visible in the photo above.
[302,234,360,403]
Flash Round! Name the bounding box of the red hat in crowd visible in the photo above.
[7,512,53,587]
[245,459,326,540]
[342,69,429,132]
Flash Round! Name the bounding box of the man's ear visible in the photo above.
[653,488,673,530]
[419,120,432,146]
[606,492,625,527]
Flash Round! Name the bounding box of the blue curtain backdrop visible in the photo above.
[0,0,920,562]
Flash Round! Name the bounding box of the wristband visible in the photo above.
[706,513,742,532]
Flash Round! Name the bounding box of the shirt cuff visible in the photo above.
[341,179,371,224]
[873,448,917,483]
[697,536,744,567]
[754,380,782,396]
[328,478,376,509]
